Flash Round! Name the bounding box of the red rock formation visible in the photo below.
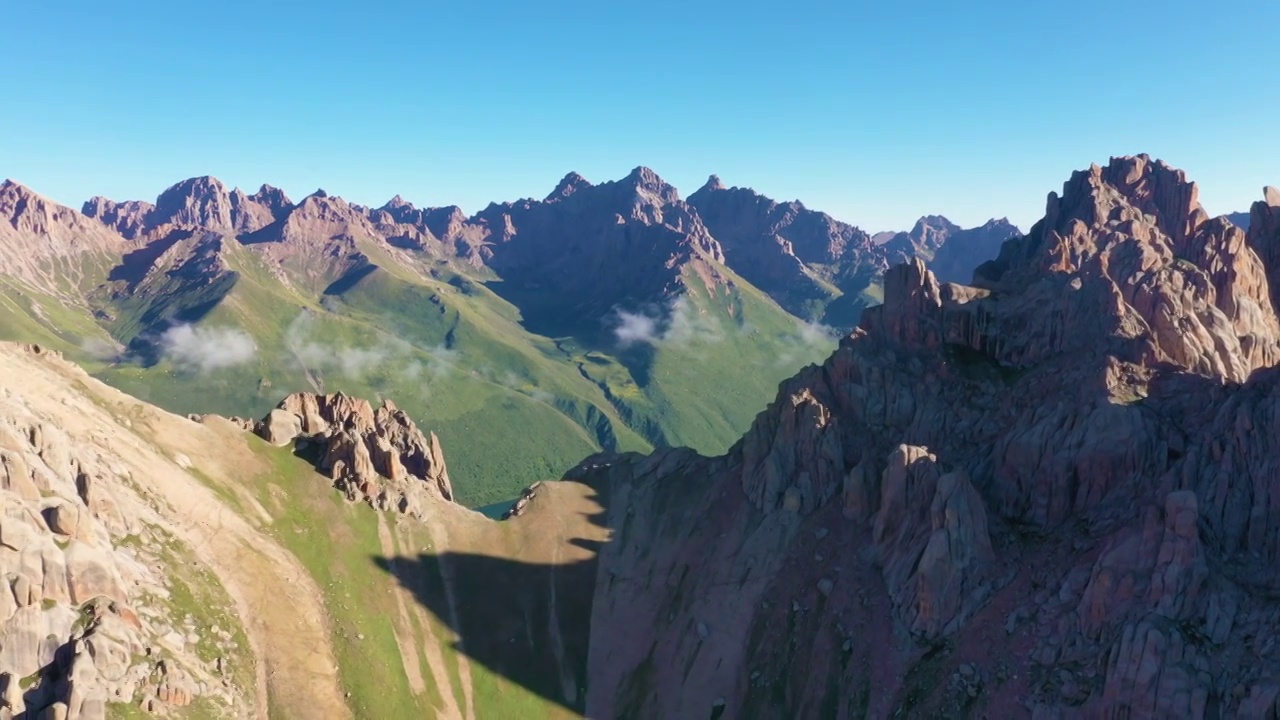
[564,155,1280,718]
[1247,185,1280,317]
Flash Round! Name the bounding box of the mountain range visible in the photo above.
[1,154,1279,718]
[0,169,1016,506]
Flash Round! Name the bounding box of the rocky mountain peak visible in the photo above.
[1,180,60,235]
[1052,153,1207,247]
[422,206,467,242]
[546,172,592,201]
[1,181,120,247]
[1,180,42,214]
[250,183,292,209]
[81,196,156,239]
[700,174,726,192]
[911,214,959,234]
[963,156,1280,379]
[880,215,961,266]
[375,194,422,226]
[1265,185,1280,208]
[622,166,680,205]
[153,176,234,231]
[288,192,365,227]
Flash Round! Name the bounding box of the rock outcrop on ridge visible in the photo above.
[0,181,128,297]
[251,391,456,517]
[563,155,1280,718]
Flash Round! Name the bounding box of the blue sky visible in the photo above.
[2,0,1277,232]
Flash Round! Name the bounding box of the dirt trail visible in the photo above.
[1,347,350,719]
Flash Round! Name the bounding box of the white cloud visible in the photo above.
[613,310,660,347]
[775,319,839,367]
[158,323,257,373]
[610,297,723,348]
[80,337,124,363]
[283,311,456,385]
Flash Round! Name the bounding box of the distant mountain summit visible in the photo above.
[458,166,728,337]
[688,177,1023,323]
[687,176,880,322]
[1224,210,1251,231]
[926,217,1022,283]
[879,214,961,262]
[84,176,294,238]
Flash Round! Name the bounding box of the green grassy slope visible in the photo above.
[207,441,582,719]
[0,235,836,507]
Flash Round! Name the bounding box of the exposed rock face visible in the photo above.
[153,176,235,231]
[231,184,292,234]
[81,197,154,240]
[966,155,1280,380]
[252,392,456,515]
[688,179,1022,324]
[84,177,291,239]
[463,167,730,331]
[565,155,1280,718]
[1247,186,1280,319]
[688,176,882,321]
[0,181,126,295]
[0,349,242,718]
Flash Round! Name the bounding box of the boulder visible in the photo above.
[43,503,79,537]
[256,409,301,447]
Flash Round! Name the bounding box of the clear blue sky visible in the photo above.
[2,0,1277,232]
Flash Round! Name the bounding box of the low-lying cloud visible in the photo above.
[775,319,840,367]
[283,312,457,389]
[158,323,258,373]
[610,297,723,349]
[79,337,125,363]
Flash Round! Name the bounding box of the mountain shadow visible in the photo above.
[108,227,196,289]
[371,480,614,714]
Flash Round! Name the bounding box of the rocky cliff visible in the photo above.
[563,155,1280,718]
